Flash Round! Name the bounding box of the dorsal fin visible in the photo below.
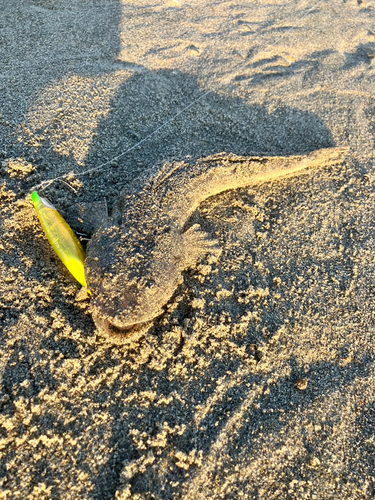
[149,160,190,192]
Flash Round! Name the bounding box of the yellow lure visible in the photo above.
[31,191,87,287]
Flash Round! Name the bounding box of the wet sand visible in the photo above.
[1,0,375,498]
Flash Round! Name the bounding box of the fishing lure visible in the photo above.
[31,191,87,287]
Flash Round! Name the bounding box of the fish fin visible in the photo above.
[66,200,108,237]
[183,223,221,266]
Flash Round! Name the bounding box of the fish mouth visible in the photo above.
[94,314,137,334]
[92,313,152,343]
[89,286,141,336]
[89,286,163,341]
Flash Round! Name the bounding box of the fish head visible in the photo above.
[85,221,185,337]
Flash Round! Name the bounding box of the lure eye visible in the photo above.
[31,191,87,287]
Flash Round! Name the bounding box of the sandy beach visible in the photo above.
[1,0,375,498]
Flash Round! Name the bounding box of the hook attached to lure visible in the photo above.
[31,191,87,287]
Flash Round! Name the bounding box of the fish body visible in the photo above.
[85,147,348,336]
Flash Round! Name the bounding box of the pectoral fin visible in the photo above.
[182,223,221,266]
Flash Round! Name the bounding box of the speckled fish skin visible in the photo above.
[85,147,349,337]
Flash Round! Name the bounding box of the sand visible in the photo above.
[1,0,375,498]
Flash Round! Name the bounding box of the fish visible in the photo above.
[84,147,349,338]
